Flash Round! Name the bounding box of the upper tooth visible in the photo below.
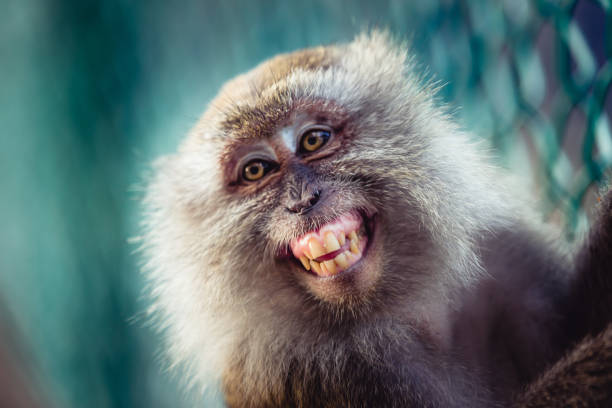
[304,248,313,259]
[349,231,358,242]
[350,239,359,254]
[324,232,340,251]
[338,232,346,246]
[309,238,326,258]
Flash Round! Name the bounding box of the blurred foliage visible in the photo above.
[0,0,610,407]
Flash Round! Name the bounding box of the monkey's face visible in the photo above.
[220,106,387,304]
[189,71,441,313]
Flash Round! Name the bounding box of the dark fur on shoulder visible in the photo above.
[516,188,612,407]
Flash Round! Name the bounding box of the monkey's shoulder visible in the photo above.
[452,221,573,396]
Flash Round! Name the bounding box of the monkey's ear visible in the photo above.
[513,324,612,408]
[566,186,612,341]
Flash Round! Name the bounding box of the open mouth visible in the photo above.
[289,212,373,277]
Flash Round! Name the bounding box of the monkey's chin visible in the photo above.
[289,211,381,303]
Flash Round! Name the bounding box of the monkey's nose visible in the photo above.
[286,190,321,214]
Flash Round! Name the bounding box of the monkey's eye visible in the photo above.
[242,160,273,182]
[299,129,331,153]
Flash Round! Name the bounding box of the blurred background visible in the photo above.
[1,0,611,407]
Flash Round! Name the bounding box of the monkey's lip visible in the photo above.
[289,211,373,278]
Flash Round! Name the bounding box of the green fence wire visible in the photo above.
[415,0,612,234]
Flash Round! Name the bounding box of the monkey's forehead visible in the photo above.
[213,45,340,137]
[185,31,411,144]
[222,46,337,100]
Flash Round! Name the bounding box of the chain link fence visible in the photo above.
[409,0,612,235]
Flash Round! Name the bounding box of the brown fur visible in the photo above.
[515,325,612,407]
[212,47,338,139]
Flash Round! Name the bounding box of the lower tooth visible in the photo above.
[335,252,349,269]
[299,256,311,270]
[323,260,337,275]
[310,260,322,274]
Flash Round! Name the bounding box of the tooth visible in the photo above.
[323,260,337,275]
[334,252,349,269]
[349,231,358,242]
[304,248,313,259]
[309,238,326,258]
[299,255,311,270]
[338,232,346,246]
[320,262,329,275]
[324,232,340,251]
[350,239,359,254]
[310,260,322,274]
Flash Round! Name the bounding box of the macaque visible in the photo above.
[142,32,612,407]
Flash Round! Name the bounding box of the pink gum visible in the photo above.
[290,212,362,259]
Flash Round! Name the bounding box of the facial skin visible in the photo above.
[142,32,576,407]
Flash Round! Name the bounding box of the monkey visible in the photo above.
[141,32,612,407]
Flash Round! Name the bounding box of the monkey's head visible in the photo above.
[143,32,512,390]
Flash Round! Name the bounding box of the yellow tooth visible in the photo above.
[304,248,313,259]
[299,255,311,270]
[324,232,341,251]
[338,232,346,246]
[323,260,337,275]
[310,260,322,274]
[320,262,329,275]
[309,238,326,258]
[349,231,358,242]
[350,239,359,254]
[334,252,349,269]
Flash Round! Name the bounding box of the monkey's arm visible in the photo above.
[513,325,612,407]
[566,187,612,341]
[515,187,612,407]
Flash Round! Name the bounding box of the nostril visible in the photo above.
[286,189,322,214]
[309,190,321,206]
